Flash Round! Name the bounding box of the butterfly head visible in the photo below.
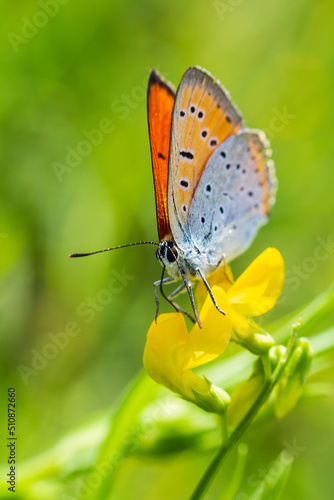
[156,239,180,274]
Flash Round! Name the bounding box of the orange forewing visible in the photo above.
[147,70,175,241]
[168,67,244,233]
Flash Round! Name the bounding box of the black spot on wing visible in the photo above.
[180,150,194,160]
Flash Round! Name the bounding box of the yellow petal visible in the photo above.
[181,369,210,400]
[143,288,232,400]
[228,248,284,316]
[182,286,232,371]
[230,307,252,338]
[143,313,188,394]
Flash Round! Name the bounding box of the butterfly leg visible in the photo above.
[179,272,201,328]
[218,254,234,286]
[167,283,197,321]
[153,267,196,323]
[196,268,226,316]
[167,282,187,300]
[153,270,175,321]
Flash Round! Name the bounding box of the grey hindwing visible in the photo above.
[188,130,276,265]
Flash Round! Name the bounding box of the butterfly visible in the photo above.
[70,67,277,327]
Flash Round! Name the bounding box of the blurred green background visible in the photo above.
[0,0,333,498]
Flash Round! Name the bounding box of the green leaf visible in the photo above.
[86,370,159,500]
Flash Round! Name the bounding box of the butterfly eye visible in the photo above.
[166,246,178,263]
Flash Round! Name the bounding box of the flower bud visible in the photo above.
[234,330,275,355]
[274,338,314,418]
[269,344,286,369]
[191,376,231,414]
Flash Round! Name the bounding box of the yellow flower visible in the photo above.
[196,248,285,353]
[143,248,284,411]
[143,287,232,413]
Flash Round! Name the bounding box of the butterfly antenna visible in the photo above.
[69,241,159,258]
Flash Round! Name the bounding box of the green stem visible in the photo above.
[261,350,272,380]
[221,443,248,500]
[219,411,229,443]
[189,326,298,500]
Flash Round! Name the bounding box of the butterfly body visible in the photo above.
[149,67,277,323]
